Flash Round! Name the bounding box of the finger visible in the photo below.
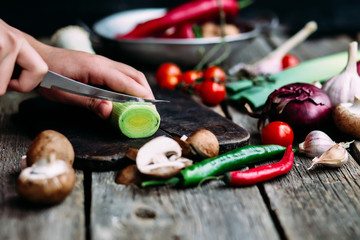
[37,88,113,119]
[91,66,155,100]
[8,40,48,92]
[0,56,16,95]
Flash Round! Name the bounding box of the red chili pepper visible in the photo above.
[223,145,294,186]
[158,23,195,39]
[117,0,239,39]
[173,24,195,38]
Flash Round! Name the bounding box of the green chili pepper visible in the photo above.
[141,144,287,188]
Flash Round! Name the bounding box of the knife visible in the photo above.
[39,70,169,103]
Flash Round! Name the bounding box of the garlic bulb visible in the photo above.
[51,25,95,54]
[299,130,336,158]
[307,141,353,170]
[322,41,360,106]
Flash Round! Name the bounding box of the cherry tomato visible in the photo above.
[203,66,226,83]
[282,54,300,70]
[155,63,182,85]
[199,81,226,106]
[179,70,203,85]
[159,75,180,90]
[261,121,294,147]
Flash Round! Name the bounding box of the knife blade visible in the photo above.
[39,70,169,103]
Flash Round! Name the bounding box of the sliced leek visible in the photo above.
[110,102,160,138]
[226,50,360,108]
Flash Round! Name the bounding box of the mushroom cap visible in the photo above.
[26,130,75,166]
[16,158,76,204]
[186,129,219,158]
[333,98,360,139]
[136,136,192,178]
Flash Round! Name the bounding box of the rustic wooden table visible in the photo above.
[1,28,360,240]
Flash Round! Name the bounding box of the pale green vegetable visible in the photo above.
[226,50,360,108]
[110,102,160,138]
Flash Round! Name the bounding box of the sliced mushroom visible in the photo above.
[16,153,76,204]
[136,136,192,178]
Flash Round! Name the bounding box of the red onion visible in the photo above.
[259,83,333,135]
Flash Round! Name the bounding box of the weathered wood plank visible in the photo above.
[91,171,280,240]
[228,34,360,240]
[264,153,360,240]
[0,92,86,240]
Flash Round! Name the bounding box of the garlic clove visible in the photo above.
[322,41,360,106]
[299,130,336,158]
[307,142,352,170]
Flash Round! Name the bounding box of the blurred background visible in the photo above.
[2,0,360,37]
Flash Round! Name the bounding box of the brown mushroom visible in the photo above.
[333,96,360,139]
[176,129,219,160]
[16,153,76,204]
[26,130,75,166]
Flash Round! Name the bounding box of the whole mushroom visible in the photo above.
[16,153,76,204]
[333,96,360,139]
[177,129,219,160]
[26,130,75,166]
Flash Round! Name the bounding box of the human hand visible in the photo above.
[35,46,155,119]
[0,19,48,95]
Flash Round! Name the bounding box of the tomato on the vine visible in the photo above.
[179,70,203,85]
[155,63,182,86]
[203,66,226,83]
[199,81,226,106]
[261,121,294,147]
[159,75,180,90]
[282,54,300,70]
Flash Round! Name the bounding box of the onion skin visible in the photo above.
[263,83,333,135]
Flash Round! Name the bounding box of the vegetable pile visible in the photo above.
[116,0,250,39]
[115,127,297,188]
[155,63,227,106]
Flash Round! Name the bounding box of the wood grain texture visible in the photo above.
[91,171,280,240]
[228,34,360,240]
[264,154,360,240]
[0,93,85,240]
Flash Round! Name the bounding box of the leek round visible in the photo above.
[110,102,160,138]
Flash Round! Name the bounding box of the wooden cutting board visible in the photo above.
[15,88,249,170]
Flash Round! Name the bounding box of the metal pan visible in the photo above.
[92,8,261,67]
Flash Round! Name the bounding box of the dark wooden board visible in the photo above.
[14,88,249,170]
